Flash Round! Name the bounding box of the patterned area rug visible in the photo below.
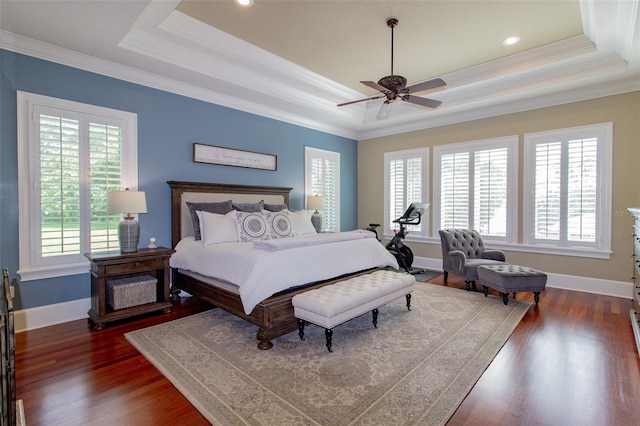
[126,284,531,425]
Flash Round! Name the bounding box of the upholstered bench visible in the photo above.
[477,264,547,306]
[292,270,415,352]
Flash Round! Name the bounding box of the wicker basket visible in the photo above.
[107,275,157,310]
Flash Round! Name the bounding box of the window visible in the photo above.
[17,92,138,280]
[305,147,340,232]
[384,148,429,238]
[523,123,612,256]
[433,136,518,242]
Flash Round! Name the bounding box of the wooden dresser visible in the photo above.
[628,208,640,355]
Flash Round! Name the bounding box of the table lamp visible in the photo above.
[307,195,326,233]
[107,188,147,253]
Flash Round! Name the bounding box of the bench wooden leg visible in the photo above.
[372,308,378,328]
[406,293,412,311]
[502,293,509,305]
[297,319,305,341]
[483,285,489,297]
[325,328,333,352]
[533,291,541,306]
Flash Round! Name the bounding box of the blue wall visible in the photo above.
[0,50,358,310]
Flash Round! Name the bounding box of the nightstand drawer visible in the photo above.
[105,258,166,275]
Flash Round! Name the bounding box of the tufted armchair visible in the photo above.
[438,229,506,291]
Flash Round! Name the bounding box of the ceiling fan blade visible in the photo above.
[403,96,442,109]
[360,80,389,93]
[405,78,446,94]
[337,94,385,107]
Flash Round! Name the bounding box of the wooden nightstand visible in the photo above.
[85,247,175,330]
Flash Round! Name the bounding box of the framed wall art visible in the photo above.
[193,143,277,171]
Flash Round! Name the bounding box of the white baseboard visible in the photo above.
[14,260,633,332]
[412,256,632,299]
[15,297,90,333]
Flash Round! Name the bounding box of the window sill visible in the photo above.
[386,235,612,260]
[18,261,90,282]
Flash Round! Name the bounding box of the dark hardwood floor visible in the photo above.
[16,275,640,425]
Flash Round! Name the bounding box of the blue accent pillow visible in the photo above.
[232,200,264,212]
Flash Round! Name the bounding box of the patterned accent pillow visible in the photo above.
[265,211,294,239]
[187,200,233,240]
[235,211,271,242]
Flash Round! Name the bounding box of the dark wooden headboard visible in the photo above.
[167,181,293,248]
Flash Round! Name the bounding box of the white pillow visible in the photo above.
[198,210,239,246]
[289,210,317,235]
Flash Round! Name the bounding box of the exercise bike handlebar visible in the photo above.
[392,212,423,226]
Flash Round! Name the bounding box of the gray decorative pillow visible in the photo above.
[232,200,264,212]
[264,203,287,212]
[187,200,233,240]
[235,211,271,242]
[265,211,294,239]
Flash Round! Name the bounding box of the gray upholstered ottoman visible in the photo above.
[477,264,547,306]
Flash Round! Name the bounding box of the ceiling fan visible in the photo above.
[338,18,446,118]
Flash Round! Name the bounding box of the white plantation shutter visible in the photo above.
[305,147,340,232]
[88,120,125,252]
[38,112,82,257]
[440,152,469,229]
[533,142,562,240]
[18,92,138,280]
[434,136,517,242]
[567,138,598,242]
[384,149,429,237]
[474,148,508,236]
[389,158,406,227]
[524,123,610,252]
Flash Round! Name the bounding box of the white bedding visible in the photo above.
[170,233,399,314]
[252,229,375,251]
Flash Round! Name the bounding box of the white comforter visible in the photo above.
[252,229,374,251]
[170,233,399,314]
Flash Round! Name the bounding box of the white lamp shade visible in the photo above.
[107,190,147,214]
[307,195,326,211]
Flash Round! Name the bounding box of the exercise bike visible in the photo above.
[365,203,429,274]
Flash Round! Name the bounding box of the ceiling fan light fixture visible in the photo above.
[377,101,392,120]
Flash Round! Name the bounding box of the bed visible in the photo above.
[168,181,399,349]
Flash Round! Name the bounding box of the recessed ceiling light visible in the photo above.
[235,0,254,6]
[503,36,521,46]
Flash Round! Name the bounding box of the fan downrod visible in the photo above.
[378,18,403,90]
